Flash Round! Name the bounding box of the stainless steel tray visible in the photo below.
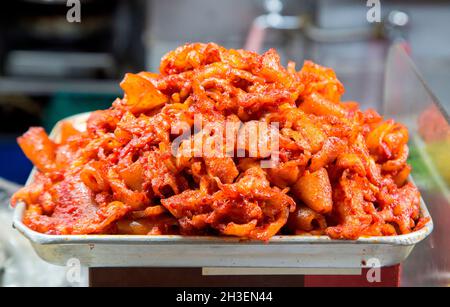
[11,113,434,268]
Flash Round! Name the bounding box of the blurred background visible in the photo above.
[0,0,448,286]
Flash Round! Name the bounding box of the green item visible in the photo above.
[44,92,117,131]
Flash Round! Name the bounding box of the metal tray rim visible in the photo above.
[12,201,433,247]
[11,112,434,248]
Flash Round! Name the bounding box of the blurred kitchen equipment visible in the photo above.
[0,0,145,81]
[383,43,450,287]
[0,177,76,287]
[10,114,433,269]
[244,0,304,52]
[244,0,410,53]
[0,178,20,284]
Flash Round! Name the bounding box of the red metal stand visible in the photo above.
[89,265,400,287]
[304,265,401,287]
